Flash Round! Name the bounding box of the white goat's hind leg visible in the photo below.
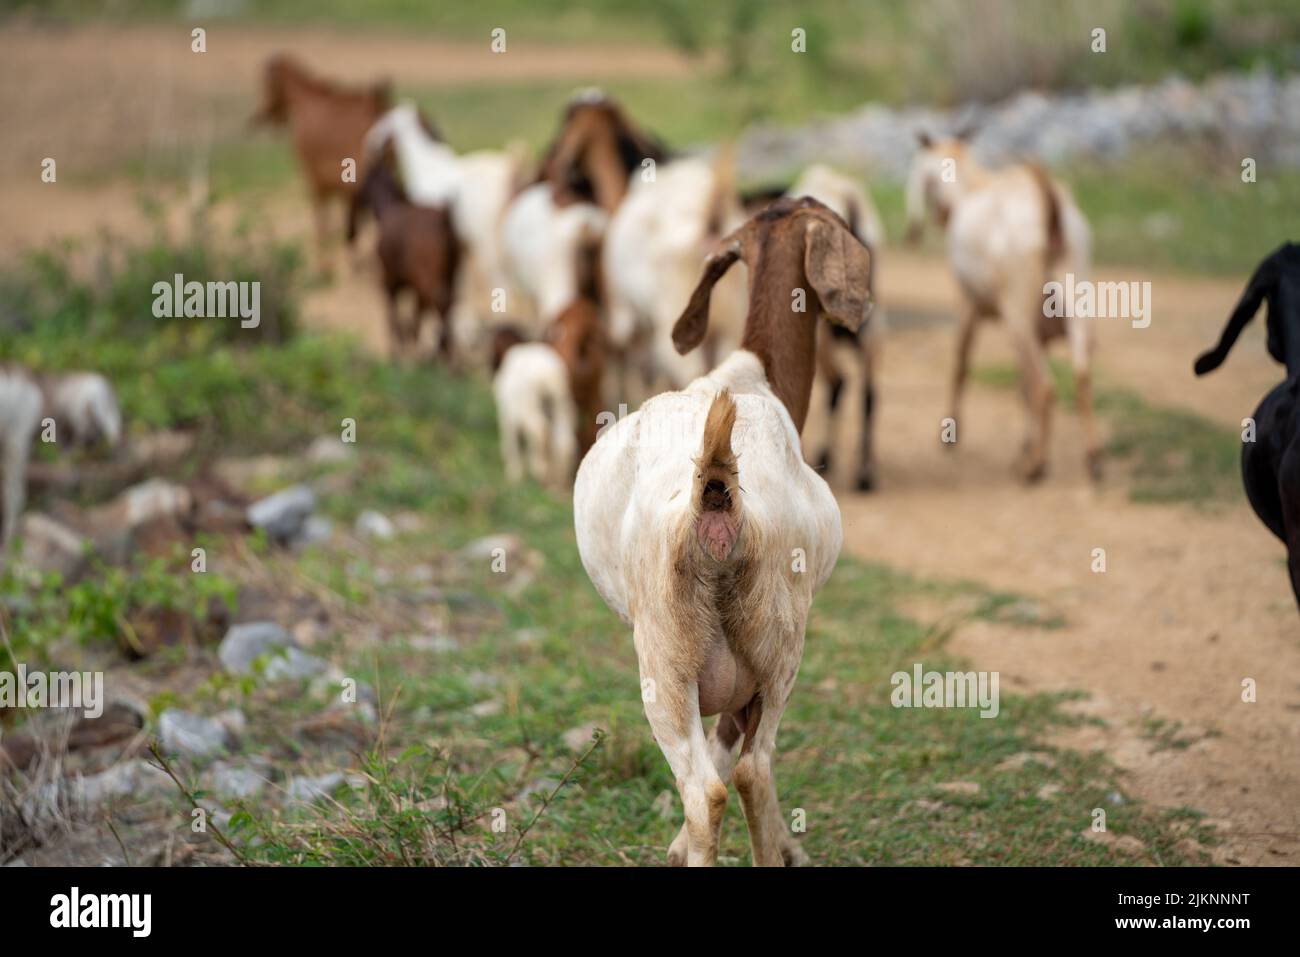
[667,714,742,866]
[522,410,552,486]
[637,640,728,866]
[946,298,978,448]
[733,641,807,867]
[499,414,524,484]
[1006,297,1055,483]
[1068,314,1103,480]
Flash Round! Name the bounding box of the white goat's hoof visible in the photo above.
[666,826,689,867]
[782,840,812,867]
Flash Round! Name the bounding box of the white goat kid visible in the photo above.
[575,198,872,866]
[493,343,578,490]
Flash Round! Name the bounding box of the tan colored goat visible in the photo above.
[906,134,1099,481]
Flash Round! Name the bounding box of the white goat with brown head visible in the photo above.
[537,91,746,400]
[574,197,872,866]
[906,132,1098,481]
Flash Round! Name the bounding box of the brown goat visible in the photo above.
[348,164,460,360]
[251,54,391,259]
[545,237,606,457]
[535,90,669,213]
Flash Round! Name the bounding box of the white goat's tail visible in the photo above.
[692,391,741,562]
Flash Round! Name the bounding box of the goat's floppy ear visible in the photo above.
[673,240,742,355]
[1194,254,1277,375]
[804,217,873,333]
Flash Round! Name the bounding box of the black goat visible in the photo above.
[1194,242,1300,611]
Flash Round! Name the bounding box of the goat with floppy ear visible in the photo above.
[574,197,871,867]
[1194,242,1300,612]
[672,197,873,432]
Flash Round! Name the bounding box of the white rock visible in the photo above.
[355,510,396,540]
[158,709,231,759]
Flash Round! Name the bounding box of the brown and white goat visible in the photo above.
[250,54,391,260]
[348,164,461,360]
[788,165,886,491]
[906,133,1098,481]
[536,91,746,400]
[546,237,606,458]
[574,198,872,866]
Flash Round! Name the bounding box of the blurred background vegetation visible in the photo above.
[7,0,1299,109]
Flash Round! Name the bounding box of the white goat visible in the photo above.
[603,154,747,397]
[0,369,122,549]
[905,133,1098,481]
[493,342,578,490]
[574,198,872,866]
[500,182,608,333]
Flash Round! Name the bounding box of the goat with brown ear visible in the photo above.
[251,54,391,262]
[574,198,871,866]
[1195,242,1300,612]
[349,164,461,360]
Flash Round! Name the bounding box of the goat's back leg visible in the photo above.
[1067,311,1103,481]
[852,324,881,491]
[433,291,456,363]
[499,415,525,484]
[636,634,728,867]
[946,298,979,451]
[805,324,841,479]
[310,191,334,275]
[1005,290,1055,483]
[383,288,408,361]
[732,635,808,867]
[667,713,742,866]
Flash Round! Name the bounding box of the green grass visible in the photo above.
[1068,150,1300,277]
[974,359,1242,504]
[0,228,1215,865]
[229,483,1211,865]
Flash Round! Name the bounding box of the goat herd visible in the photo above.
[248,54,1300,866]
[0,53,1292,868]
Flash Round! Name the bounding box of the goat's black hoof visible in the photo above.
[814,450,832,474]
[855,471,877,493]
